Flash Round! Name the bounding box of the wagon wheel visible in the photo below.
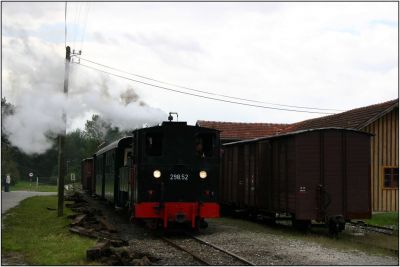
[292,219,311,231]
[262,213,276,225]
[328,216,345,237]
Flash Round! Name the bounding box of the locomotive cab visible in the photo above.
[131,120,220,228]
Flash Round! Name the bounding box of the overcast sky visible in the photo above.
[2,2,398,133]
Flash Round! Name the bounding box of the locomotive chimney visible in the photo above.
[168,112,178,122]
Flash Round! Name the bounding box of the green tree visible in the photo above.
[83,114,108,142]
[83,114,129,147]
[1,142,20,185]
[1,98,20,185]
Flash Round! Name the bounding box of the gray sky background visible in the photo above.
[2,2,398,142]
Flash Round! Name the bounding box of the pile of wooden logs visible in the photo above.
[65,192,158,265]
[86,240,154,265]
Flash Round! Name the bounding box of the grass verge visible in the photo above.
[2,195,97,265]
[9,180,58,192]
[365,212,399,230]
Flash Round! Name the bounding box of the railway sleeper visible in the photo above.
[223,204,349,235]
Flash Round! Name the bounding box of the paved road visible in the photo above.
[1,191,56,214]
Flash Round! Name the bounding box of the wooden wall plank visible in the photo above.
[391,189,395,212]
[374,119,380,211]
[369,124,374,211]
[387,112,391,165]
[389,112,393,211]
[393,110,396,164]
[379,117,384,211]
[385,114,390,211]
[393,110,396,165]
[394,108,398,212]
[376,117,379,211]
[370,122,376,211]
[366,124,373,211]
[396,110,399,165]
[374,122,377,211]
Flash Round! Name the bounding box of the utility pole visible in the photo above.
[57,46,71,217]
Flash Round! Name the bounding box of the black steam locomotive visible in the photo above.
[82,114,220,229]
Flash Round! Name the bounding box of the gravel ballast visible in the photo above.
[83,195,399,265]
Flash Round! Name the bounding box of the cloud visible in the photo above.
[2,1,398,138]
[2,2,64,31]
[124,32,203,53]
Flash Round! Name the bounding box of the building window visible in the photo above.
[383,167,399,189]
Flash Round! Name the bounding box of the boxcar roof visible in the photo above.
[95,136,133,156]
[223,127,372,146]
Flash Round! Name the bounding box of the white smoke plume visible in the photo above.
[2,36,166,154]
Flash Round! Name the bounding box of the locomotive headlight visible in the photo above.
[153,170,161,178]
[199,171,207,179]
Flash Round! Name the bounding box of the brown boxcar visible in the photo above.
[220,128,372,233]
[81,158,94,194]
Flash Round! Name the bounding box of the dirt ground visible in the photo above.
[1,252,27,266]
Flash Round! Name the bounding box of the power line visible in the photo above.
[64,2,67,48]
[72,3,83,50]
[79,2,91,52]
[73,62,335,115]
[77,57,343,112]
[71,3,78,48]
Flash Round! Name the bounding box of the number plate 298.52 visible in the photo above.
[169,174,189,181]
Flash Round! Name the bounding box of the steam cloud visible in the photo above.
[2,36,166,154]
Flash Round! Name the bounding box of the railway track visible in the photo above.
[160,233,255,266]
[348,222,396,236]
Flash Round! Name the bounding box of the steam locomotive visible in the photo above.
[81,114,220,229]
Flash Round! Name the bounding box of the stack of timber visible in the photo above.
[65,192,158,265]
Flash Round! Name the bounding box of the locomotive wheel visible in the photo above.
[199,219,208,229]
[194,218,209,230]
[128,208,135,223]
[145,219,159,230]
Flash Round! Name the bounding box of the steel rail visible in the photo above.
[188,234,256,266]
[348,222,395,235]
[160,236,213,265]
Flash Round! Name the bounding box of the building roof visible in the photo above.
[224,127,373,146]
[196,120,289,140]
[197,99,398,141]
[285,99,398,132]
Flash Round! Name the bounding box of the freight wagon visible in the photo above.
[220,128,371,234]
